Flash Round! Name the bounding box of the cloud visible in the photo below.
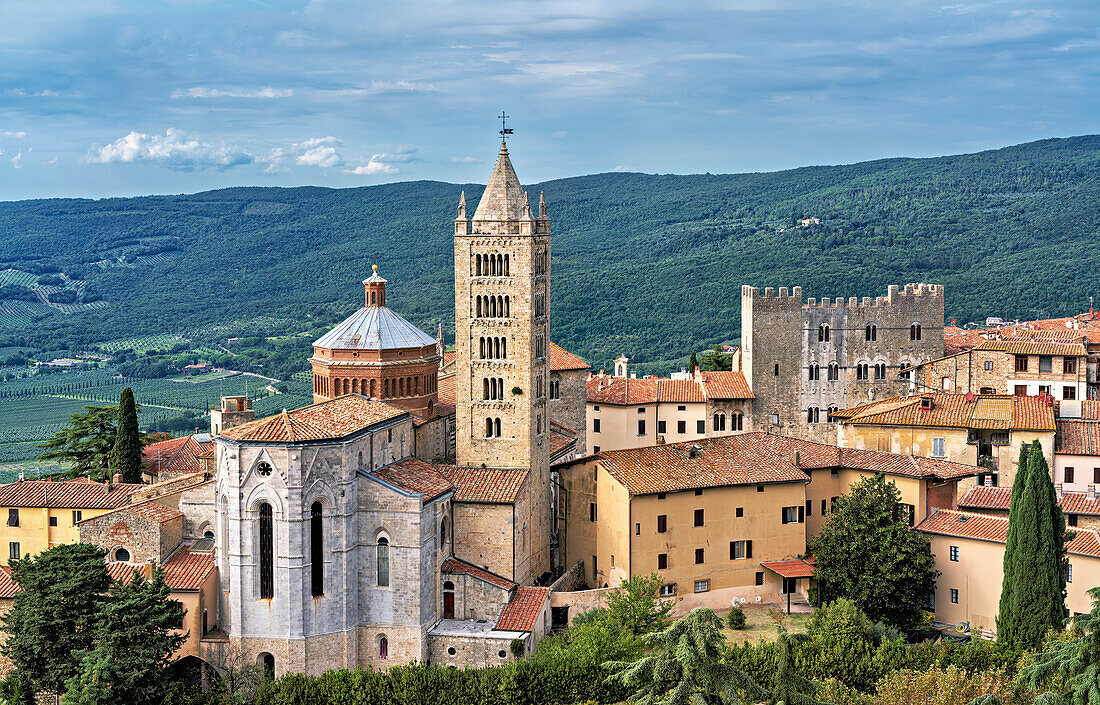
[5,89,60,97]
[171,86,293,99]
[451,155,479,163]
[11,153,23,169]
[343,154,397,175]
[291,136,342,167]
[83,128,253,171]
[551,130,568,139]
[0,130,26,139]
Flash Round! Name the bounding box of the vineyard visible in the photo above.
[98,334,185,354]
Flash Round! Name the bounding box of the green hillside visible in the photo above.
[1,135,1098,373]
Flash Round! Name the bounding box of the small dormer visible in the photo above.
[687,444,703,459]
[920,396,934,412]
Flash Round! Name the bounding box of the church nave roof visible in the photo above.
[219,394,408,443]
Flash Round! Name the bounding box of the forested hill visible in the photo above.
[1,135,1098,372]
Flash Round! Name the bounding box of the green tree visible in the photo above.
[997,443,1034,641]
[998,441,1068,650]
[1017,586,1100,705]
[689,351,699,373]
[63,568,186,705]
[604,573,674,635]
[1,544,111,699]
[769,627,821,705]
[606,608,765,705]
[37,405,119,479]
[810,473,939,628]
[109,388,143,483]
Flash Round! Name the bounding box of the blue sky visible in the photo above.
[0,0,1097,200]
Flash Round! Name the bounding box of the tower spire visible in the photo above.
[538,191,547,218]
[458,191,466,219]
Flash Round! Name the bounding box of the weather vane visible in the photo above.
[499,110,513,140]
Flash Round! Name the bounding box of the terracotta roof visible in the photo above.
[441,350,456,371]
[441,557,517,591]
[142,434,215,478]
[0,479,143,509]
[161,545,216,591]
[974,339,1088,357]
[658,379,705,403]
[594,432,978,496]
[0,566,15,599]
[916,509,1100,558]
[87,499,184,526]
[586,376,658,405]
[437,373,456,409]
[1057,420,1100,456]
[549,419,578,461]
[495,585,550,632]
[547,342,589,372]
[220,394,407,443]
[700,371,754,400]
[833,393,1056,431]
[959,484,1100,517]
[372,459,453,502]
[943,314,1100,355]
[761,559,816,579]
[1082,401,1100,421]
[441,466,529,504]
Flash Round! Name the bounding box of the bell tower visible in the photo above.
[454,132,551,579]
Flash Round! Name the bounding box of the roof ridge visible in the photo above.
[281,409,295,443]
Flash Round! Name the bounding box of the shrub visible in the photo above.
[510,638,526,659]
[873,666,1028,705]
[727,604,746,630]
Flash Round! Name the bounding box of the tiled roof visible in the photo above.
[0,566,15,599]
[549,419,578,461]
[441,350,456,371]
[916,509,1100,558]
[1057,420,1100,456]
[833,393,1056,431]
[547,342,589,371]
[161,545,216,591]
[142,434,215,478]
[372,459,453,502]
[437,373,456,409]
[658,379,705,403]
[0,479,143,509]
[472,141,528,221]
[221,394,407,443]
[943,314,1100,355]
[441,557,517,591]
[700,371,754,400]
[761,559,816,579]
[973,339,1088,357]
[586,376,658,405]
[441,466,529,504]
[595,432,979,496]
[959,484,1100,517]
[495,585,550,632]
[1082,401,1100,421]
[87,500,184,525]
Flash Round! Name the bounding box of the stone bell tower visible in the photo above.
[453,136,551,580]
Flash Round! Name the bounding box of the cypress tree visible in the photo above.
[997,443,1034,642]
[110,387,143,483]
[689,351,699,373]
[1002,441,1068,649]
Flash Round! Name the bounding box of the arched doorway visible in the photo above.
[443,581,455,619]
[259,652,275,680]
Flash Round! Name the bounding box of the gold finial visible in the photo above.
[372,263,378,274]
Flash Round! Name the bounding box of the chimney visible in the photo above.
[1090,484,1097,501]
[112,472,122,485]
[1056,483,1063,500]
[687,444,702,459]
[144,560,154,580]
[793,450,801,467]
[694,366,701,382]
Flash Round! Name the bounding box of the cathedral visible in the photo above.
[202,138,569,675]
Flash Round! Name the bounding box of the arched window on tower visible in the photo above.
[504,296,510,317]
[504,254,509,276]
[501,337,507,358]
[910,323,922,341]
[259,503,274,599]
[866,324,877,341]
[310,502,323,597]
[486,417,494,437]
[377,538,389,587]
[494,418,501,437]
[818,324,830,342]
[475,254,482,276]
[483,378,490,400]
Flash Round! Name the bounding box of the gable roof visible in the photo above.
[586,376,658,405]
[0,479,144,510]
[85,499,184,526]
[220,394,407,443]
[495,585,550,632]
[586,371,754,406]
[973,339,1089,357]
[832,392,1056,431]
[960,484,1100,517]
[916,509,1100,559]
[700,371,755,400]
[142,434,214,477]
[593,432,978,497]
[549,419,578,462]
[1057,420,1100,456]
[161,544,216,591]
[371,459,454,503]
[547,342,589,371]
[441,556,517,591]
[440,466,529,504]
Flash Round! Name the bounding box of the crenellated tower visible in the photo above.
[453,138,551,581]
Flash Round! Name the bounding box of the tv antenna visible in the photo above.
[499,111,513,140]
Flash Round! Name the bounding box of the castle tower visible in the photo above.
[454,138,551,580]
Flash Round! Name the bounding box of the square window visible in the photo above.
[49,516,57,527]
[932,437,946,458]
[736,507,744,517]
[755,571,764,586]
[593,405,600,411]
[695,548,704,564]
[694,509,704,527]
[771,413,779,425]
[1065,358,1078,374]
[1069,514,1078,527]
[1039,356,1052,373]
[950,545,959,561]
[831,468,839,478]
[677,405,686,411]
[660,583,676,597]
[950,588,959,604]
[72,510,82,525]
[6,509,17,527]
[593,445,600,453]
[658,553,668,570]
[657,493,666,500]
[694,579,709,593]
[1094,468,1100,485]
[1064,387,1077,400]
[638,407,646,414]
[1015,355,1028,372]
[697,420,705,434]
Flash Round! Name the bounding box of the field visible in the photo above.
[98,334,184,354]
[719,605,810,645]
[0,460,71,483]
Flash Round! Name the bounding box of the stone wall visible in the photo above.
[179,480,216,539]
[413,413,454,463]
[451,501,515,581]
[428,630,521,669]
[78,508,182,564]
[549,368,587,453]
[441,570,512,621]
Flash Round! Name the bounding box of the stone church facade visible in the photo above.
[207,139,557,677]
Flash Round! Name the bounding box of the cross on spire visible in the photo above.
[499,110,513,140]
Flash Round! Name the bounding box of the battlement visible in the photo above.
[744,283,943,310]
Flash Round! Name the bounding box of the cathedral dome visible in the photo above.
[313,306,436,351]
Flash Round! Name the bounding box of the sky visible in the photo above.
[0,0,1097,200]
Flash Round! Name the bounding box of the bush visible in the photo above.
[727,604,746,630]
[873,666,1027,705]
[510,638,526,659]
